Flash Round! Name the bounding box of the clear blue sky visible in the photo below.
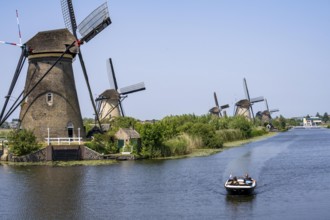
[1,0,330,121]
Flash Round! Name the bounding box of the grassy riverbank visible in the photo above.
[0,132,278,166]
[156,132,278,160]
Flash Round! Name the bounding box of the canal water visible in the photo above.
[0,128,330,219]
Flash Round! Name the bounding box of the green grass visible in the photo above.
[0,129,11,138]
[223,132,278,148]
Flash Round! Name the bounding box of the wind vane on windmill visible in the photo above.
[96,58,146,123]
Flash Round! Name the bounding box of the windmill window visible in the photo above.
[46,93,53,106]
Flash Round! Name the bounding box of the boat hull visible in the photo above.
[225,186,255,195]
[224,179,257,195]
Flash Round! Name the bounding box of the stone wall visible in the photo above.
[7,145,102,162]
[9,147,48,162]
[81,146,102,160]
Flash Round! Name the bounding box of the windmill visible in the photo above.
[0,2,112,141]
[96,58,146,122]
[234,78,264,121]
[209,92,229,117]
[256,99,279,123]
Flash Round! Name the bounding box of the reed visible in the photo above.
[216,129,245,142]
[162,133,203,156]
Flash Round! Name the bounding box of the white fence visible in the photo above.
[45,127,82,145]
[45,137,82,145]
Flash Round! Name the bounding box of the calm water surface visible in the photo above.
[1,128,330,219]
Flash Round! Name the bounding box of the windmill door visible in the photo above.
[67,122,74,138]
[118,139,124,149]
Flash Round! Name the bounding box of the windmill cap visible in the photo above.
[99,89,120,100]
[26,28,78,57]
[235,99,250,108]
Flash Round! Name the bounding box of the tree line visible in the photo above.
[85,114,283,158]
[4,114,291,157]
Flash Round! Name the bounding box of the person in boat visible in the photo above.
[245,173,252,181]
[232,176,238,185]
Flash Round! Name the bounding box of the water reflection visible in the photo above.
[225,194,256,219]
[226,194,256,204]
[8,166,86,219]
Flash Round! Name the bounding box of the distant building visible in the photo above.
[9,119,20,129]
[303,117,322,126]
[115,128,141,154]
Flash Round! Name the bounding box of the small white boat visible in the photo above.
[224,175,257,195]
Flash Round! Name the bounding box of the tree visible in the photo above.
[0,121,10,129]
[8,129,41,156]
[135,122,164,158]
[323,112,329,123]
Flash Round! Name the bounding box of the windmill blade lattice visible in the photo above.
[77,2,111,43]
[61,0,77,35]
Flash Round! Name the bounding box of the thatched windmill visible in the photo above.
[0,1,112,141]
[209,92,229,117]
[234,78,264,121]
[256,99,279,123]
[96,58,146,122]
[19,29,86,140]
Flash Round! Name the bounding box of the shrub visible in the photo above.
[8,129,41,156]
[162,136,188,156]
[162,133,203,156]
[216,129,245,142]
[207,134,223,148]
[85,132,118,154]
[178,122,219,148]
[228,116,253,138]
[251,127,268,137]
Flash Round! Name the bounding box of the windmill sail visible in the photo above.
[107,58,118,90]
[250,96,264,103]
[61,0,77,34]
[61,0,112,132]
[78,2,111,43]
[119,82,146,95]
